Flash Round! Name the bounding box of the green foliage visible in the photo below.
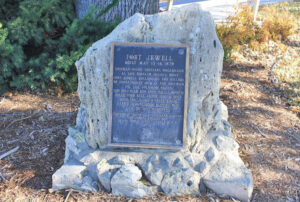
[0,0,22,22]
[0,0,118,94]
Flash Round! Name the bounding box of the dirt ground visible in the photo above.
[0,34,300,202]
[0,57,299,202]
[220,62,300,201]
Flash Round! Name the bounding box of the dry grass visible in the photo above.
[261,2,300,113]
[217,2,300,112]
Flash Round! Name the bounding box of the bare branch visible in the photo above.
[0,146,20,160]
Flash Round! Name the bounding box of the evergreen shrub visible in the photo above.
[0,0,118,94]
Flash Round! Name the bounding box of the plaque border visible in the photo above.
[108,42,190,150]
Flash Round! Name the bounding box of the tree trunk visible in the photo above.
[76,0,159,22]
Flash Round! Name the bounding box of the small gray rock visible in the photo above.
[52,165,87,191]
[161,168,201,196]
[172,157,189,169]
[111,165,155,198]
[141,154,170,186]
[195,161,207,173]
[203,153,253,202]
[64,127,90,163]
[81,176,98,192]
[184,154,195,167]
[199,178,207,192]
[97,159,120,191]
[205,147,215,162]
[80,151,103,180]
[142,162,164,186]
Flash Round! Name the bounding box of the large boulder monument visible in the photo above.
[52,4,253,202]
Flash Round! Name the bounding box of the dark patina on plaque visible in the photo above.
[108,42,189,149]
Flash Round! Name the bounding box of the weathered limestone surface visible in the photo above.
[75,3,224,152]
[161,168,201,196]
[52,165,97,192]
[203,153,254,202]
[52,4,253,202]
[97,159,120,191]
[111,165,156,198]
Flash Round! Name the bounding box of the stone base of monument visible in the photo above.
[53,105,252,201]
[52,4,253,202]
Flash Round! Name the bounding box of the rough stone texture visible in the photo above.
[54,133,252,200]
[111,165,156,198]
[161,168,201,196]
[76,104,86,133]
[214,135,239,152]
[220,101,228,121]
[81,176,98,192]
[203,153,253,202]
[97,159,120,191]
[64,127,91,163]
[63,105,92,163]
[75,3,224,152]
[52,165,97,191]
[205,147,215,162]
[108,155,135,165]
[184,153,203,168]
[141,154,169,186]
[195,161,207,173]
[141,154,190,186]
[52,4,253,201]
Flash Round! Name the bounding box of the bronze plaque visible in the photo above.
[108,42,189,149]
